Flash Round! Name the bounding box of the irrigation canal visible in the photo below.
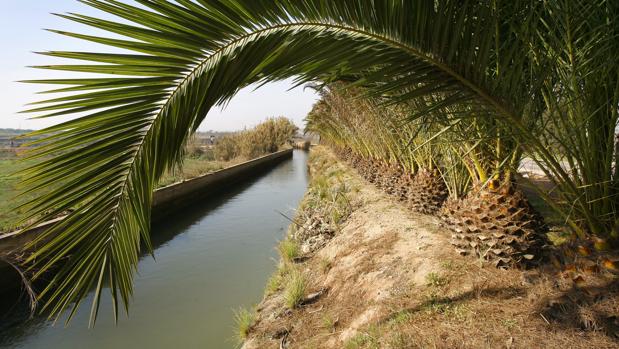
[0,149,309,349]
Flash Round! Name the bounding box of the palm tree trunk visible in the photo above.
[614,133,619,181]
[442,177,547,268]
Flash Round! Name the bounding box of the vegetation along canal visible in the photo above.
[0,150,309,349]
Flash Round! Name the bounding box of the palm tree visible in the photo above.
[306,85,546,267]
[15,0,617,324]
[305,85,450,214]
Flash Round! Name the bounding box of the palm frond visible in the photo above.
[18,0,558,323]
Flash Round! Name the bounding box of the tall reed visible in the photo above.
[214,117,298,161]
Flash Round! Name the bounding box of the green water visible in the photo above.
[0,150,309,349]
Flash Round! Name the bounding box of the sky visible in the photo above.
[0,1,319,131]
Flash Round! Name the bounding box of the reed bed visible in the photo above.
[214,117,298,161]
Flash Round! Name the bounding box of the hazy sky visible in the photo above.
[0,1,318,131]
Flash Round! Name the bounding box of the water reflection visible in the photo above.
[0,150,308,349]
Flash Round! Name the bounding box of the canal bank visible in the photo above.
[241,147,618,349]
[0,150,308,349]
[0,148,293,258]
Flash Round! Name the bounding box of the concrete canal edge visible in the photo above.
[152,148,293,217]
[0,149,293,285]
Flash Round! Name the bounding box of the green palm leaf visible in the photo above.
[19,0,550,324]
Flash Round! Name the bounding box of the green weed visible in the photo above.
[425,272,449,287]
[321,314,337,332]
[264,263,291,297]
[344,326,381,349]
[283,269,307,309]
[423,293,469,321]
[277,239,301,263]
[233,307,256,342]
[388,310,413,326]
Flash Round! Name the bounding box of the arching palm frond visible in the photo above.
[530,0,619,237]
[19,0,541,323]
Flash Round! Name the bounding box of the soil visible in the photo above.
[242,146,619,349]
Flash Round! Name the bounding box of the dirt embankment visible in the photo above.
[242,146,619,349]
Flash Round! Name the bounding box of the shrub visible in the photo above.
[184,135,205,157]
[213,117,298,161]
[213,134,239,161]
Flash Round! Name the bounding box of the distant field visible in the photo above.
[0,127,281,232]
[0,149,39,232]
[0,148,236,233]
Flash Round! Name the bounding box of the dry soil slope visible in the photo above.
[243,146,618,349]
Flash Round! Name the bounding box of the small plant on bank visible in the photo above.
[233,307,256,342]
[321,314,337,333]
[319,257,332,274]
[264,263,291,297]
[440,260,455,271]
[277,239,301,264]
[344,325,381,349]
[264,273,282,297]
[284,269,307,309]
[388,310,413,326]
[387,332,415,349]
[422,293,469,321]
[425,272,449,288]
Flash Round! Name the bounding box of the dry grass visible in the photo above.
[241,147,619,349]
[319,257,332,274]
[213,117,297,161]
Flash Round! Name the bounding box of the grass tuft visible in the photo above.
[319,257,332,274]
[277,239,301,263]
[233,307,256,342]
[321,314,337,332]
[387,332,416,349]
[425,272,449,288]
[388,310,413,326]
[284,269,307,309]
[264,263,291,297]
[344,325,381,349]
[440,260,456,270]
[264,273,282,297]
[422,293,470,321]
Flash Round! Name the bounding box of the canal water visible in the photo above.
[0,150,309,349]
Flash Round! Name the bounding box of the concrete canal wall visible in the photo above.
[152,148,292,216]
[0,148,293,259]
